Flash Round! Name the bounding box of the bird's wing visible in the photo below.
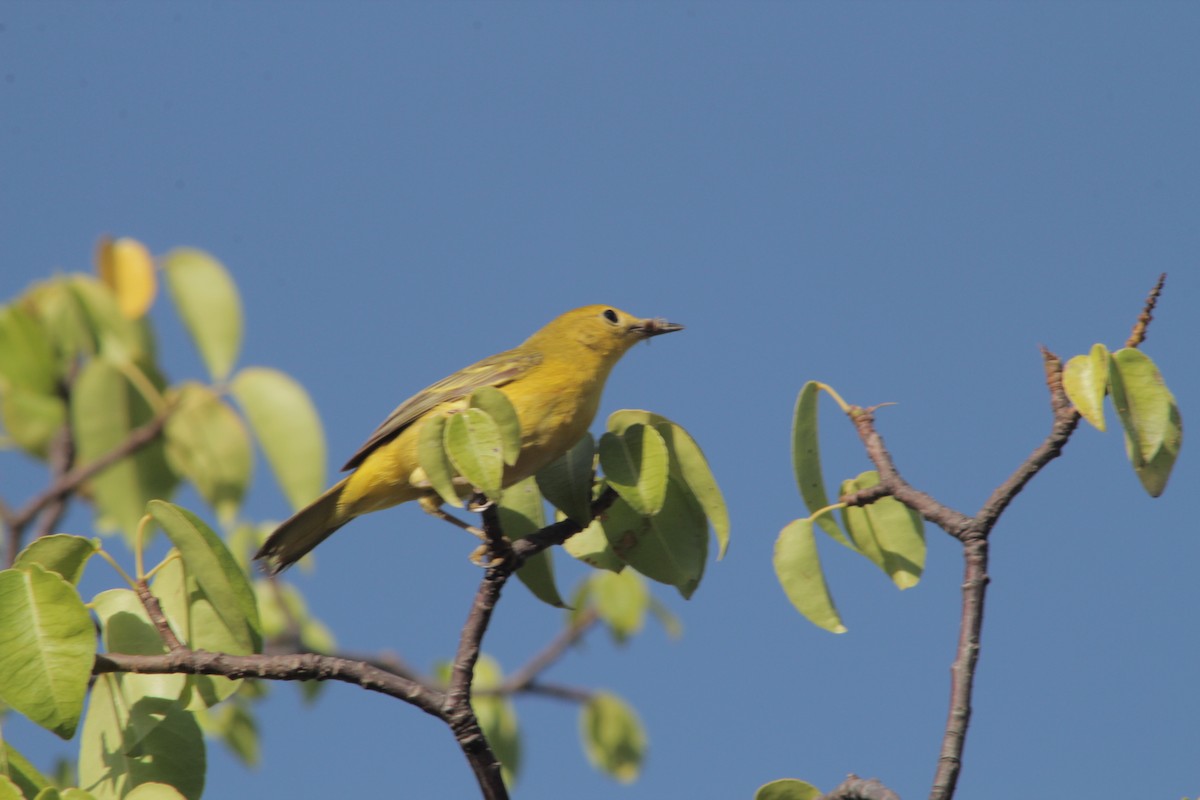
[340,347,543,471]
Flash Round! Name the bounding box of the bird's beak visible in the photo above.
[634,317,684,338]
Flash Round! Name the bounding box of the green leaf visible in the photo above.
[536,434,596,526]
[563,515,624,572]
[497,477,565,608]
[469,387,522,467]
[601,476,707,598]
[754,778,823,800]
[203,702,260,768]
[599,425,669,516]
[13,534,97,585]
[607,411,730,559]
[65,275,155,366]
[580,692,645,784]
[78,675,205,800]
[230,367,326,512]
[92,588,188,705]
[164,383,253,524]
[1109,349,1176,465]
[590,570,649,644]
[162,248,243,382]
[839,472,925,589]
[148,502,262,653]
[1063,343,1110,431]
[2,743,51,800]
[71,358,176,541]
[773,519,846,633]
[472,656,521,788]
[792,382,852,548]
[0,304,59,395]
[1131,399,1182,498]
[443,408,504,496]
[416,413,462,507]
[0,565,96,738]
[0,773,23,800]
[125,784,188,800]
[1,385,66,457]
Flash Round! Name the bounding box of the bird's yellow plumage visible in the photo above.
[255,305,682,573]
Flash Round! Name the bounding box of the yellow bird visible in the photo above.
[255,305,683,573]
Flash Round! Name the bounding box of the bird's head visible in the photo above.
[529,305,684,363]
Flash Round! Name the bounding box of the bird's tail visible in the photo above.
[255,478,354,575]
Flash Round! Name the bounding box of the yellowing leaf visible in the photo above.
[840,472,924,589]
[580,693,645,783]
[96,236,157,319]
[773,519,845,633]
[1131,399,1182,498]
[1062,344,1109,431]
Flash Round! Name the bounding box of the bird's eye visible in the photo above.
[602,308,619,324]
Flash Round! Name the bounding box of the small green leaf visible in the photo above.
[0,774,21,800]
[497,477,565,608]
[416,413,462,507]
[590,570,649,644]
[580,692,645,784]
[148,501,262,653]
[792,382,852,548]
[2,743,51,799]
[66,275,155,366]
[607,411,729,559]
[599,425,669,517]
[1,385,66,457]
[164,383,253,524]
[536,434,596,526]
[0,304,59,395]
[1131,399,1182,497]
[774,519,846,633]
[78,675,206,800]
[601,477,707,598]
[563,516,624,572]
[13,534,97,584]
[72,358,177,541]
[469,387,522,467]
[162,248,243,382]
[1110,349,1176,465]
[1062,344,1110,431]
[92,588,188,705]
[473,656,521,788]
[204,702,260,768]
[444,408,504,496]
[840,472,925,589]
[754,778,823,800]
[125,783,188,800]
[231,367,326,512]
[0,565,96,738]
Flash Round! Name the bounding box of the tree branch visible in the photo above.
[7,406,171,554]
[94,649,445,718]
[500,607,598,695]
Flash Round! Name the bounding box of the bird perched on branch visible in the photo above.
[255,304,683,574]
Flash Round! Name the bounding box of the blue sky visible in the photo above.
[2,3,1198,798]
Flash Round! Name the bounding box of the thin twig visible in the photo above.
[134,579,186,653]
[94,650,445,717]
[1125,272,1166,349]
[9,407,171,539]
[500,607,599,695]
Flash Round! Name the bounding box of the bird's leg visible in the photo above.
[418,495,488,541]
[418,494,511,567]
